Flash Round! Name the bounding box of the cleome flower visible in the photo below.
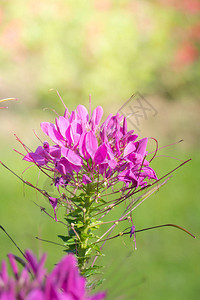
[21,103,159,271]
[0,250,106,300]
[11,100,192,274]
[23,105,157,191]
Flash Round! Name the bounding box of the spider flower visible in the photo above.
[0,250,106,300]
[23,105,157,190]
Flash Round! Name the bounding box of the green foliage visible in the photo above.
[0,148,199,299]
[83,265,104,278]
[1,0,200,107]
[0,0,199,297]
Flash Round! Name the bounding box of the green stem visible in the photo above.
[77,186,94,272]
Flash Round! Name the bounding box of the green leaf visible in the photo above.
[64,238,76,245]
[87,278,106,289]
[82,265,104,277]
[89,243,103,255]
[57,235,68,242]
[75,221,84,228]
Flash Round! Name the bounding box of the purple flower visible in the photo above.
[0,251,106,300]
[23,104,157,191]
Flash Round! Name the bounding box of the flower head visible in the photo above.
[23,104,157,191]
[0,250,106,300]
[21,102,158,269]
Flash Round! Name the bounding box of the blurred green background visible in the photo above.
[0,0,199,299]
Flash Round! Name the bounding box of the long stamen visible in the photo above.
[89,94,92,120]
[148,139,184,155]
[148,137,158,162]
[49,88,67,109]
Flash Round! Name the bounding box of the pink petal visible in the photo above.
[49,197,58,222]
[56,255,86,297]
[123,142,136,157]
[56,116,69,138]
[89,292,107,300]
[27,289,44,300]
[122,117,127,135]
[82,174,92,184]
[49,145,61,158]
[71,122,82,147]
[127,134,138,142]
[25,250,39,275]
[40,122,53,136]
[65,125,73,145]
[91,106,103,130]
[23,152,47,166]
[48,125,64,146]
[8,254,18,278]
[61,148,83,166]
[69,110,77,122]
[1,260,8,282]
[94,143,107,165]
[141,166,158,180]
[85,131,98,159]
[35,146,45,156]
[107,159,117,169]
[136,138,148,157]
[64,107,69,118]
[76,105,89,124]
[78,132,87,159]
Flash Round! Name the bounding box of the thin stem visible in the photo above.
[0,225,26,258]
[133,224,196,239]
[94,159,192,217]
[93,223,196,245]
[33,202,68,227]
[35,237,67,248]
[0,161,52,200]
[148,140,183,155]
[88,217,128,228]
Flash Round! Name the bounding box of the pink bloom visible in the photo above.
[0,251,106,300]
[23,104,157,193]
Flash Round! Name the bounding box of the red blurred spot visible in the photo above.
[0,20,22,50]
[174,43,199,67]
[189,23,200,40]
[159,0,200,14]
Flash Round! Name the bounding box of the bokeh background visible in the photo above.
[0,1,200,299]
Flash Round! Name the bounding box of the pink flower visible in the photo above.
[0,250,106,300]
[23,104,157,191]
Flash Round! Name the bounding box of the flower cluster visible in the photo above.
[24,105,157,190]
[1,95,195,299]
[0,250,106,300]
[18,103,159,273]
